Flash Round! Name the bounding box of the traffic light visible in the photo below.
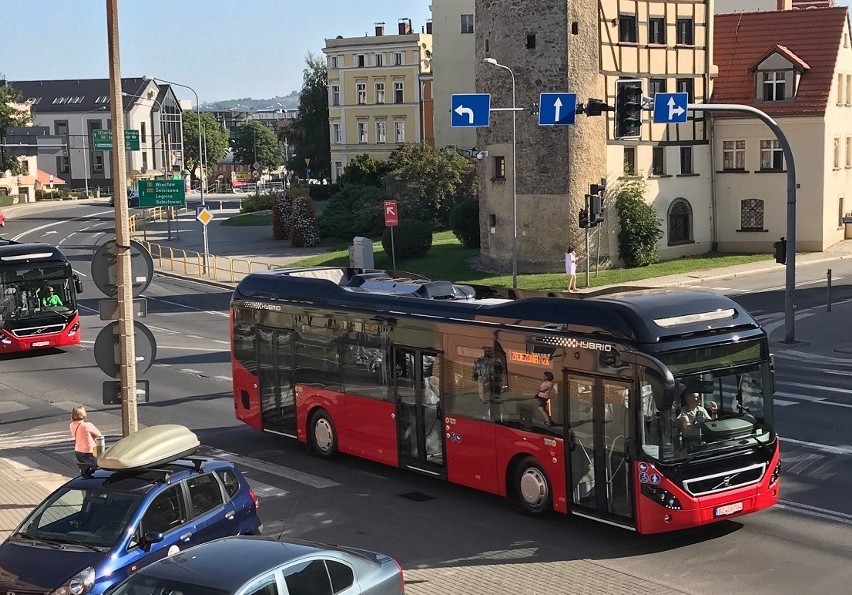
[773,237,787,265]
[589,193,604,226]
[615,79,643,140]
[578,208,589,229]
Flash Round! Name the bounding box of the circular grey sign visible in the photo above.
[91,239,154,298]
[94,321,157,378]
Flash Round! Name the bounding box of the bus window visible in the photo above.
[340,337,387,400]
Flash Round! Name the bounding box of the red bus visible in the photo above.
[230,268,780,534]
[0,240,83,352]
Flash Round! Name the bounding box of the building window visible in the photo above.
[668,198,692,244]
[526,34,536,49]
[648,17,666,45]
[760,139,784,170]
[676,78,694,102]
[334,161,343,179]
[762,71,785,101]
[741,198,765,232]
[394,52,403,66]
[330,56,338,69]
[357,54,365,67]
[332,123,341,144]
[846,136,852,167]
[357,83,367,105]
[141,152,148,172]
[56,156,70,175]
[394,81,404,104]
[649,78,667,97]
[676,18,694,45]
[375,82,385,104]
[376,121,386,144]
[623,147,636,176]
[680,146,694,174]
[834,136,841,169]
[723,140,746,170]
[461,14,474,34]
[357,121,368,143]
[838,73,845,105]
[394,120,405,143]
[375,53,383,67]
[493,155,506,180]
[846,74,852,106]
[652,147,665,175]
[619,14,638,43]
[93,153,104,174]
[839,196,846,227]
[331,85,340,106]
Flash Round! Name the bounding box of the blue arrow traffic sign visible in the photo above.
[451,93,491,127]
[653,92,689,124]
[538,92,577,126]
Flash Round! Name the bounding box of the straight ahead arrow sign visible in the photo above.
[553,97,563,123]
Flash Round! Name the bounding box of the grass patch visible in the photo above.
[290,231,773,291]
[220,211,271,226]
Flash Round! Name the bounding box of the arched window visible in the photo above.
[741,198,765,231]
[667,198,692,245]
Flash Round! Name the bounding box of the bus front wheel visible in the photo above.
[309,409,337,458]
[512,457,551,515]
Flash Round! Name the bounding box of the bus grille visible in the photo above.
[12,323,65,338]
[682,463,766,497]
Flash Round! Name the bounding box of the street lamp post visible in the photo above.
[483,57,518,288]
[153,77,209,273]
[81,106,107,197]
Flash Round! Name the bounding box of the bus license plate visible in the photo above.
[32,341,50,347]
[714,502,743,517]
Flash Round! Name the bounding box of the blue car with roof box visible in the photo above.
[0,425,262,595]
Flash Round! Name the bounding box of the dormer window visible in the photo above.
[762,71,786,101]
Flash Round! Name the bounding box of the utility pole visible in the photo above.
[106,0,138,436]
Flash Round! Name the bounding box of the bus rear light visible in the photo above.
[769,461,780,486]
[641,484,682,510]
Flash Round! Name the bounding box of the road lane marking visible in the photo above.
[781,437,852,455]
[774,391,852,409]
[777,499,852,526]
[205,448,340,489]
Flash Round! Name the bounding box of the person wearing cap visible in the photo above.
[678,391,718,430]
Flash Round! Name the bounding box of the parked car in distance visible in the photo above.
[107,535,406,595]
[109,189,139,208]
[0,425,262,595]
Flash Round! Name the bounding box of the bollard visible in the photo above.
[827,268,832,312]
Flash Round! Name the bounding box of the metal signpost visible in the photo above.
[384,199,399,270]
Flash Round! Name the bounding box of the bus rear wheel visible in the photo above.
[513,457,551,515]
[309,409,337,458]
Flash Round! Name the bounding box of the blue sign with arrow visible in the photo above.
[652,92,689,124]
[451,93,491,128]
[538,92,577,126]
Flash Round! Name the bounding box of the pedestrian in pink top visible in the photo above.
[70,405,102,470]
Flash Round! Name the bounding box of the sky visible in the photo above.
[1,0,432,105]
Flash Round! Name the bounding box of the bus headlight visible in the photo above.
[769,461,780,486]
[641,484,682,510]
[68,323,80,336]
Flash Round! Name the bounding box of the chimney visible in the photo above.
[398,18,412,35]
[426,20,432,34]
[375,22,385,36]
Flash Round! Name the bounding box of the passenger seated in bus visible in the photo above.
[40,285,63,307]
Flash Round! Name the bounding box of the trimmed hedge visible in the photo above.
[382,219,433,259]
[449,200,480,248]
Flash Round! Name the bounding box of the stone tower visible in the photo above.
[475,0,607,274]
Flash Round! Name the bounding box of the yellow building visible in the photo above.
[323,19,433,182]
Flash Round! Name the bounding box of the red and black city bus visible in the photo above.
[0,239,83,352]
[230,267,780,534]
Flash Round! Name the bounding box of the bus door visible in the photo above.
[257,326,296,437]
[393,347,445,475]
[565,374,633,526]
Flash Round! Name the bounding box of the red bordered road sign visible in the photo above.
[384,199,399,227]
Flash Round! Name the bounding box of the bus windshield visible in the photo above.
[641,355,773,463]
[0,264,75,323]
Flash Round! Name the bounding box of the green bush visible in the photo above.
[614,179,664,267]
[308,184,338,202]
[318,184,385,239]
[290,197,321,247]
[240,193,275,213]
[382,219,433,259]
[448,200,480,248]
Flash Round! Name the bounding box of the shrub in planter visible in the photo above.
[382,218,432,259]
[290,196,321,247]
[271,193,293,240]
[449,200,480,248]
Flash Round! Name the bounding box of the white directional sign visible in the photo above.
[451,93,491,127]
[652,92,689,124]
[538,93,577,126]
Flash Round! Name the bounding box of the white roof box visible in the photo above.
[98,424,200,471]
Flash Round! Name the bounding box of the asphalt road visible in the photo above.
[1,202,851,594]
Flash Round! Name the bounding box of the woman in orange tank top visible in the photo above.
[70,405,102,470]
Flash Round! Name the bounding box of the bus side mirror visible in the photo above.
[74,274,83,294]
[621,351,676,410]
[769,354,776,395]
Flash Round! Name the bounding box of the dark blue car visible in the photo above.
[0,427,262,595]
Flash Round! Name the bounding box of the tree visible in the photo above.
[182,111,229,185]
[289,54,330,179]
[614,179,664,267]
[0,85,32,175]
[337,153,391,187]
[233,120,282,170]
[382,144,478,228]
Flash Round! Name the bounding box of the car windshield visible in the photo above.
[110,576,229,595]
[16,487,141,549]
[640,362,774,463]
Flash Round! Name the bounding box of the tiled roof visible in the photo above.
[713,7,848,117]
[749,45,810,72]
[5,78,154,114]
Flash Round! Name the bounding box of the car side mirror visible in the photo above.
[142,531,164,549]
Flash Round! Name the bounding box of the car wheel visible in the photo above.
[512,456,551,515]
[309,409,337,458]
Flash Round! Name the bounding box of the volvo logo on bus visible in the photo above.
[565,338,612,351]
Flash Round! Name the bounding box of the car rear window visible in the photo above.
[215,468,241,499]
